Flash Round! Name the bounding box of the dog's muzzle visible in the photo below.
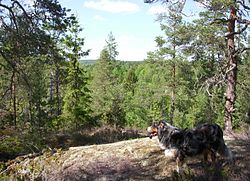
[147,126,158,139]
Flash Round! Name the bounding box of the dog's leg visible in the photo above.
[176,157,181,173]
[203,149,209,162]
[164,149,176,157]
[176,154,185,174]
[210,149,216,163]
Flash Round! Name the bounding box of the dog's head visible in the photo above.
[147,122,159,139]
[147,121,185,150]
[147,121,179,139]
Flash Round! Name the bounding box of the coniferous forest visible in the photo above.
[0,0,250,166]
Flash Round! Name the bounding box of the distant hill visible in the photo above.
[79,59,143,65]
[79,59,97,65]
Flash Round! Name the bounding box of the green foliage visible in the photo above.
[61,19,93,129]
[90,49,115,124]
[105,32,119,61]
[234,51,250,127]
[90,33,126,127]
[0,136,23,157]
[0,0,250,162]
[194,0,236,11]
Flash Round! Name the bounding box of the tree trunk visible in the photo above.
[55,66,61,116]
[224,6,237,132]
[49,71,55,116]
[169,42,176,125]
[11,71,17,128]
[169,62,176,125]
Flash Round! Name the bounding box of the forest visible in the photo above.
[0,0,250,169]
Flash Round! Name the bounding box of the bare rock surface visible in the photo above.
[3,135,250,181]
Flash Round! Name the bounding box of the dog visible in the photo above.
[147,121,233,172]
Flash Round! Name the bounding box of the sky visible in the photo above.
[58,0,201,61]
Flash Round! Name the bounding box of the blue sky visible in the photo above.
[58,0,201,61]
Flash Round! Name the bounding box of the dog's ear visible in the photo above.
[159,122,164,129]
[149,121,159,128]
[160,121,172,133]
[159,121,166,129]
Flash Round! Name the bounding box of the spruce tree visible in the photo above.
[90,33,125,126]
[62,19,92,129]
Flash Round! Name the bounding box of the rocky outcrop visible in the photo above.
[1,136,250,181]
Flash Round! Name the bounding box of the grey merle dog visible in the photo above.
[147,121,233,172]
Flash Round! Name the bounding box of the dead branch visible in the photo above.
[225,63,236,75]
[202,70,226,97]
[234,47,250,56]
[211,18,229,25]
[224,24,248,37]
[237,0,250,11]
[0,3,18,32]
[12,0,34,26]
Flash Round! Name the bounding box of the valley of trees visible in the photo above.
[0,0,250,164]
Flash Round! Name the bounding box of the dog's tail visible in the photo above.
[218,141,233,161]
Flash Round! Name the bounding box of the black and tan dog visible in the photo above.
[147,121,233,172]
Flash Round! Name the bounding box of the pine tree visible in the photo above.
[145,0,250,131]
[149,2,193,124]
[0,0,74,128]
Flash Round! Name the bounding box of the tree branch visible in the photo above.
[224,24,248,37]
[234,47,250,56]
[0,50,32,93]
[202,62,228,97]
[0,3,18,32]
[12,0,34,26]
[211,18,229,25]
[236,0,250,11]
[144,0,169,3]
[225,63,236,75]
[235,16,250,25]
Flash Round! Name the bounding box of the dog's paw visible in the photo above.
[164,149,176,158]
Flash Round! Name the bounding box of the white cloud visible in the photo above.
[93,15,106,21]
[117,34,134,46]
[147,5,168,15]
[60,0,73,3]
[83,0,140,13]
[83,32,158,61]
[116,34,157,61]
[84,39,105,59]
[26,0,35,6]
